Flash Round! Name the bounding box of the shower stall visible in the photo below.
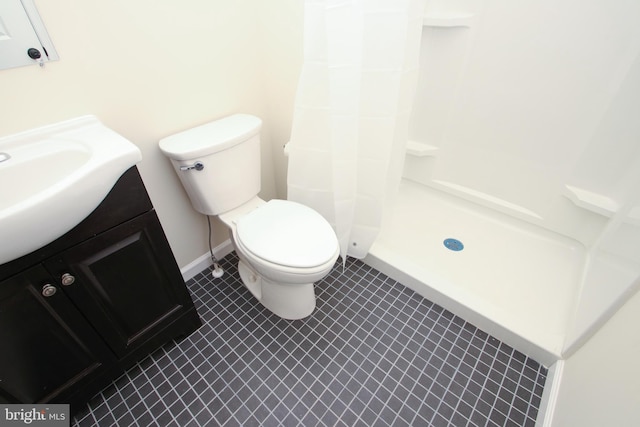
[364,0,640,366]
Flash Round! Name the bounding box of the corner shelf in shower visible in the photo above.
[406,140,438,157]
[563,185,619,217]
[423,13,475,28]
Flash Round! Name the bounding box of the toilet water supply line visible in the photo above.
[207,216,225,279]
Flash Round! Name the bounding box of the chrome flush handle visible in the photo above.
[180,162,204,171]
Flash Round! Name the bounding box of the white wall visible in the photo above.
[406,0,640,248]
[562,54,640,350]
[0,0,285,267]
[550,287,640,426]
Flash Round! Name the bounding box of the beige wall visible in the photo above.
[0,0,302,267]
[256,1,304,199]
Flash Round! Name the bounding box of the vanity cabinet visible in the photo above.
[0,167,201,411]
[0,265,120,405]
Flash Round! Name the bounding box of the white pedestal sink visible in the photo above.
[0,116,142,265]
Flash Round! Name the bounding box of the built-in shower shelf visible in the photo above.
[430,179,543,220]
[406,140,438,157]
[563,185,619,217]
[423,13,475,28]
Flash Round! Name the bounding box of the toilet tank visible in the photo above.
[159,114,262,215]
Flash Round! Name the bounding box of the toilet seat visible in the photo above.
[235,199,338,269]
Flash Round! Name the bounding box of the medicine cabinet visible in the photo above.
[0,0,58,70]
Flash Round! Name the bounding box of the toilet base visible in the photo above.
[237,260,316,320]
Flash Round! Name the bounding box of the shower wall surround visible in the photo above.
[408,0,640,246]
[402,0,640,356]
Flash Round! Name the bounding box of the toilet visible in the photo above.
[159,114,339,320]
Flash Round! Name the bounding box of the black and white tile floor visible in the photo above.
[73,252,546,426]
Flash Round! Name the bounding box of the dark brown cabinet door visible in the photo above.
[0,265,116,404]
[44,211,199,362]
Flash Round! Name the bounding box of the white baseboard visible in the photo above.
[536,359,564,427]
[180,239,234,281]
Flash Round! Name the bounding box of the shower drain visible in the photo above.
[443,238,464,251]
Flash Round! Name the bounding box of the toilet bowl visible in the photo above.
[222,198,339,319]
[159,114,339,319]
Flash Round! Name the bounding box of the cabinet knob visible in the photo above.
[61,273,76,286]
[42,284,57,297]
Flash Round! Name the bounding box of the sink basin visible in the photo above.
[0,116,142,265]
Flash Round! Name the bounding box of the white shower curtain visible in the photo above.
[287,0,426,260]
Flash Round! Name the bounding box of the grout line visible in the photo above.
[73,252,548,427]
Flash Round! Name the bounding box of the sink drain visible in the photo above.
[443,238,464,251]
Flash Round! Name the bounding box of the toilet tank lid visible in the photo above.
[159,114,262,160]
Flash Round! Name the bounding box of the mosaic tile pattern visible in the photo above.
[73,252,547,426]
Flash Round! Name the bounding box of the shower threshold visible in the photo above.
[365,179,584,366]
